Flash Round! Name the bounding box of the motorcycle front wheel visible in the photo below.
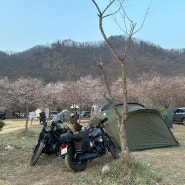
[108,139,119,159]
[65,146,87,172]
[30,141,45,166]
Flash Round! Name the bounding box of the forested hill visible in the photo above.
[0,35,185,83]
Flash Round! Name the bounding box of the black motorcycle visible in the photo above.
[30,121,71,166]
[60,115,119,172]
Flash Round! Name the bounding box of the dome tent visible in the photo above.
[91,102,179,151]
[162,107,178,128]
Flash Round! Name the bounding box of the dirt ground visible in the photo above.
[0,118,89,134]
[1,119,185,185]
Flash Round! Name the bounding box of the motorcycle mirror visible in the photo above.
[103,112,107,117]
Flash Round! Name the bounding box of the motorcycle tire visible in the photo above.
[65,146,87,172]
[30,141,45,166]
[108,140,119,159]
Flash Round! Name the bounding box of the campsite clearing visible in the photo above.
[0,119,185,184]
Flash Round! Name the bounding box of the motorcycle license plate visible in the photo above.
[61,147,67,155]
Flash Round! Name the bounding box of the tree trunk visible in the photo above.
[25,101,29,130]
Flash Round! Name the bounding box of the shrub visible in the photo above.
[0,120,5,129]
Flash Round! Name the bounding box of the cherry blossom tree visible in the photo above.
[0,77,12,113]
[36,82,63,111]
[127,72,185,109]
[8,78,43,130]
[77,75,105,109]
[60,76,105,120]
[34,76,104,118]
[167,76,185,107]
[111,77,139,103]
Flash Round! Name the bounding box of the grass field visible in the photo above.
[0,119,185,185]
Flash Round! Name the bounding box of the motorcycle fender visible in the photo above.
[33,141,45,153]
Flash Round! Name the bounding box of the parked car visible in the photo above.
[80,110,90,118]
[0,111,6,120]
[173,107,185,125]
[12,112,24,119]
[50,111,58,119]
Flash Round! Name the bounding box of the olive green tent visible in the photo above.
[91,102,179,151]
[162,107,178,128]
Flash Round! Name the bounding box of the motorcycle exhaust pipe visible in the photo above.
[81,153,100,162]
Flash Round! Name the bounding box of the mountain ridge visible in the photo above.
[0,36,184,83]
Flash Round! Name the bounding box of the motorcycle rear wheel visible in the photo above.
[30,141,45,166]
[65,146,87,172]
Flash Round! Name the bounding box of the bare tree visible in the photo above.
[92,0,150,165]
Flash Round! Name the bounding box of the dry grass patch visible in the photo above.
[131,124,185,185]
[1,120,185,184]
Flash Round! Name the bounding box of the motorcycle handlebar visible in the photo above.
[99,117,108,124]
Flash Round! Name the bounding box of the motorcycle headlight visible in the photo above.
[45,126,51,132]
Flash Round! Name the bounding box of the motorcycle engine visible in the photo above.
[94,135,103,143]
[88,127,105,154]
[89,135,104,154]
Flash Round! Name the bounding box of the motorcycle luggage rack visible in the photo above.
[60,133,71,143]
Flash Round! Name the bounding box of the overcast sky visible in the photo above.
[0,0,184,52]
